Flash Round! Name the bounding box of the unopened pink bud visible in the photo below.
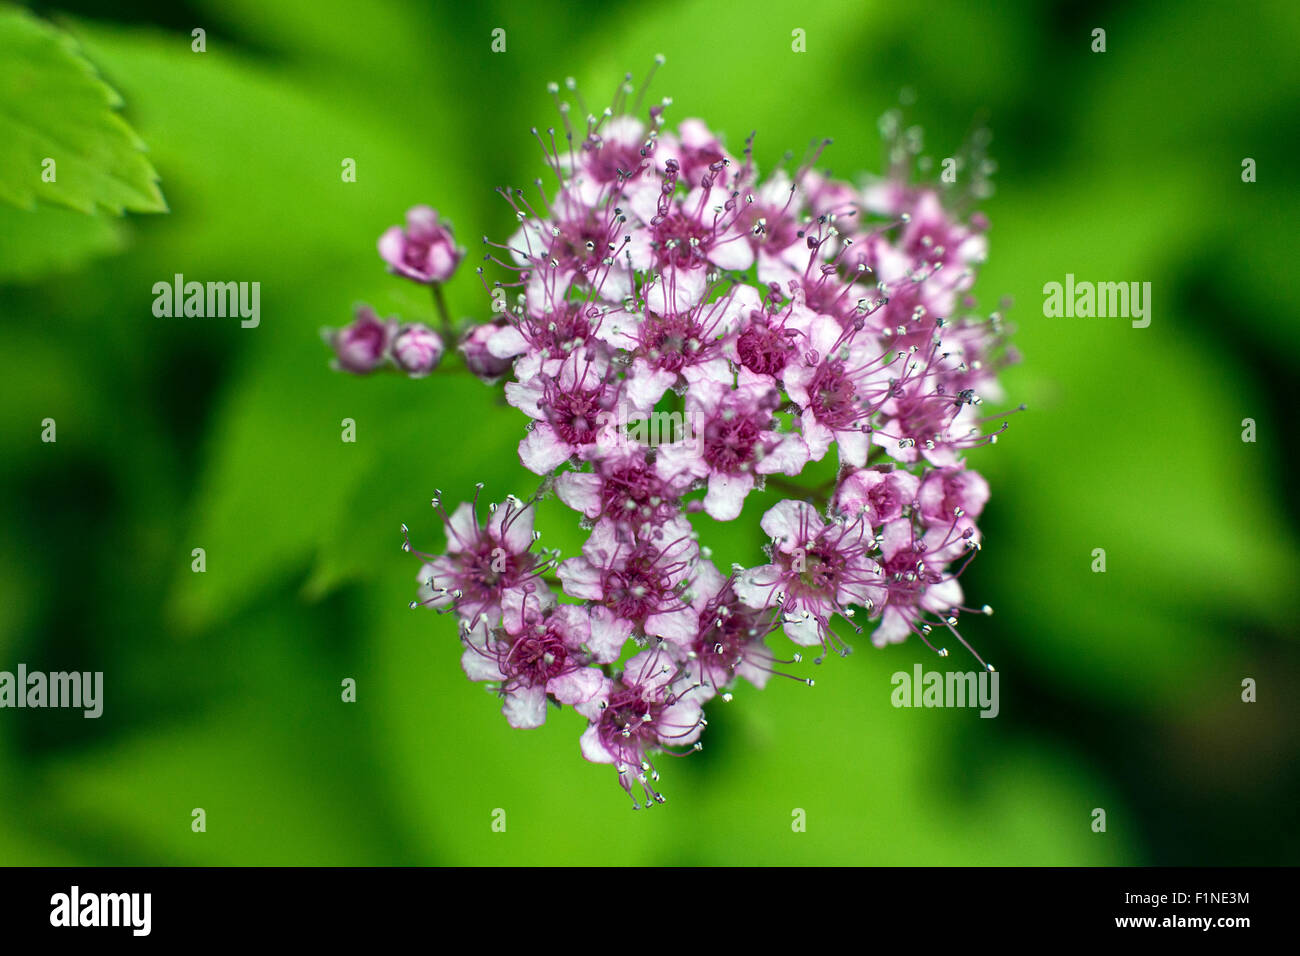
[391,323,445,377]
[328,305,397,374]
[459,322,514,382]
[378,205,464,284]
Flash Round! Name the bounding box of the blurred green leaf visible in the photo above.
[0,4,165,215]
[0,201,124,283]
[2,0,1296,867]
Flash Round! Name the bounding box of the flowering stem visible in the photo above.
[431,283,454,342]
[766,475,827,506]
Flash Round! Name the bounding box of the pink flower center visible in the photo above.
[888,389,953,446]
[583,140,647,185]
[870,481,904,517]
[602,463,676,526]
[809,362,860,428]
[545,382,608,447]
[603,548,675,620]
[527,306,592,355]
[703,413,762,474]
[449,540,534,612]
[650,212,710,268]
[596,685,661,764]
[882,545,939,604]
[640,312,702,372]
[736,322,795,377]
[695,596,765,672]
[553,219,616,275]
[504,626,570,687]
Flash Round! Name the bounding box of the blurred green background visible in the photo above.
[1,0,1297,865]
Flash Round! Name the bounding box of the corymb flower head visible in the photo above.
[356,65,1019,804]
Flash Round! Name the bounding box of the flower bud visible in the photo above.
[458,322,514,382]
[391,323,445,378]
[378,205,464,284]
[328,305,397,374]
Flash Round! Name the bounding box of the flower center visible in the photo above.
[603,547,675,620]
[703,414,761,474]
[505,627,569,686]
[736,322,795,377]
[809,362,859,428]
[546,384,607,446]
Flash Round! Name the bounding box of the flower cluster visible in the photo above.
[324,304,447,377]
[321,205,469,377]
[360,71,1018,807]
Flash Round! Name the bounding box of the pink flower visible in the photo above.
[486,296,604,383]
[557,517,699,646]
[862,268,934,350]
[834,467,920,525]
[859,176,912,217]
[917,465,989,530]
[458,322,515,382]
[654,370,809,521]
[868,356,985,466]
[682,560,787,696]
[554,446,693,532]
[789,264,881,330]
[625,173,755,310]
[461,587,606,729]
[562,113,660,207]
[893,190,987,304]
[504,348,623,474]
[929,317,1011,405]
[379,205,464,283]
[504,187,633,305]
[409,492,546,628]
[579,647,706,807]
[782,310,895,466]
[379,74,1018,804]
[391,323,444,377]
[736,499,885,648]
[326,305,397,374]
[741,172,812,287]
[870,517,985,665]
[857,190,987,319]
[597,282,759,409]
[727,293,802,384]
[802,170,861,219]
[656,118,739,189]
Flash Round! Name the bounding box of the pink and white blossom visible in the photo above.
[557,517,700,646]
[461,586,606,729]
[578,647,706,807]
[326,305,397,374]
[736,499,886,648]
[382,75,1015,805]
[655,371,809,521]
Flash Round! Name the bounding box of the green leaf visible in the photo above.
[0,5,165,215]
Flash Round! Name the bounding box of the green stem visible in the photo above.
[431,283,454,342]
[765,475,827,506]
